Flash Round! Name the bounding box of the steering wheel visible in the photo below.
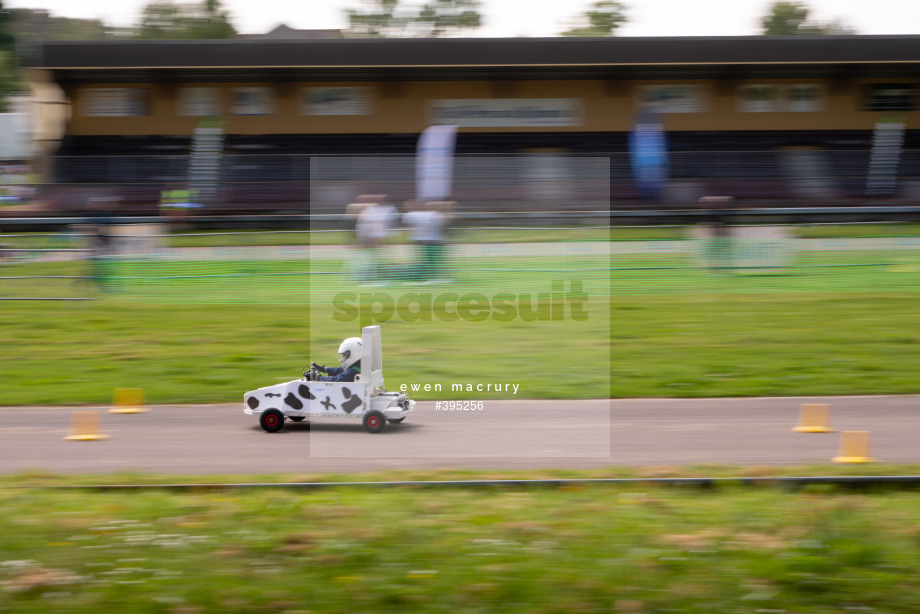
[303,365,320,380]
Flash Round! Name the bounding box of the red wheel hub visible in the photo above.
[266,415,277,426]
[368,416,379,428]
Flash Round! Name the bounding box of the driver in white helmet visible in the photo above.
[311,337,362,382]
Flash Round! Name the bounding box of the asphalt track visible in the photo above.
[0,397,918,475]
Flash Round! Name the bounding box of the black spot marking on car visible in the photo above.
[265,392,281,398]
[284,393,304,410]
[298,384,315,400]
[341,387,363,414]
[321,397,336,411]
[246,396,259,409]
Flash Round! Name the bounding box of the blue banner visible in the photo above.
[629,107,668,200]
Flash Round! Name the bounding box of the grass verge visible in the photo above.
[6,464,920,487]
[3,466,920,612]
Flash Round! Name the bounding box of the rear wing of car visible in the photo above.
[362,325,384,387]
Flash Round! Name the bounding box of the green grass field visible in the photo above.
[3,471,920,613]
[4,234,920,403]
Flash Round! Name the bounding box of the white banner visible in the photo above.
[429,99,580,127]
[866,119,906,196]
[416,124,458,201]
[189,119,225,202]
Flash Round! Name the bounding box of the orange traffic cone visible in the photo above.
[833,431,876,463]
[109,388,148,414]
[793,403,835,433]
[63,410,110,441]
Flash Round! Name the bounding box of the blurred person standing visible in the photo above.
[344,194,375,283]
[376,197,400,282]
[0,229,9,263]
[159,183,199,232]
[353,195,397,284]
[344,194,374,221]
[8,164,38,204]
[699,196,735,276]
[398,199,422,281]
[0,164,10,204]
[402,200,452,283]
[430,200,455,281]
[0,164,28,204]
[87,197,117,291]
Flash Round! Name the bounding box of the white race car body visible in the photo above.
[243,379,414,420]
[243,326,415,432]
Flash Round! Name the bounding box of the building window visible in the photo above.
[428,99,581,127]
[302,87,372,115]
[738,85,780,112]
[179,87,221,116]
[82,88,149,117]
[737,84,823,112]
[637,85,706,113]
[785,84,823,112]
[231,87,273,115]
[864,83,917,112]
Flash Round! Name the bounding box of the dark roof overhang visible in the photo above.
[31,35,920,85]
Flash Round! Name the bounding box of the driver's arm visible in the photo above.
[319,368,357,382]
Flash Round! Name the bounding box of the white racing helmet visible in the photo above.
[337,337,363,369]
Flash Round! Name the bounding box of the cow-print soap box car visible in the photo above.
[244,326,416,433]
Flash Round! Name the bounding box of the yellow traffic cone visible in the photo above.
[793,403,835,433]
[63,410,110,441]
[109,388,148,414]
[833,431,876,463]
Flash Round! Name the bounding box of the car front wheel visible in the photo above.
[260,409,285,433]
[363,410,386,433]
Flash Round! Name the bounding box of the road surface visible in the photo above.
[0,397,918,475]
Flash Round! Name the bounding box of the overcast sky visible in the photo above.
[6,0,920,37]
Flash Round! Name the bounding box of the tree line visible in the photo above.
[0,0,858,111]
[345,0,857,38]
